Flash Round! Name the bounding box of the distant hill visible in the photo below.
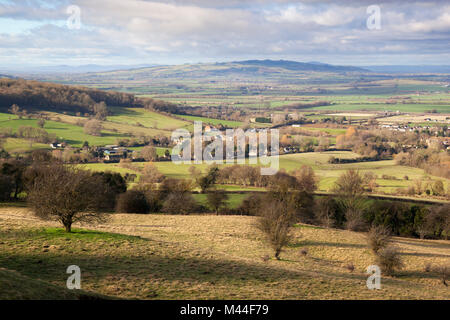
[0,64,157,75]
[0,74,15,79]
[55,59,368,84]
[231,60,368,72]
[364,65,450,74]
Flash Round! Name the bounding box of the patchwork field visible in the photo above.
[0,112,130,148]
[175,114,243,128]
[1,138,50,154]
[42,110,178,138]
[0,208,448,300]
[378,114,450,124]
[107,107,192,131]
[80,151,449,198]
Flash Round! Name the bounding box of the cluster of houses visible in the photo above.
[49,142,134,162]
[97,145,132,161]
[380,124,416,132]
[380,123,448,134]
[424,138,450,150]
[282,146,299,154]
[49,142,65,149]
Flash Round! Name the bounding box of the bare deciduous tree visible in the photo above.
[84,119,102,136]
[375,246,404,276]
[333,170,368,231]
[37,119,46,128]
[9,104,20,117]
[291,165,317,193]
[27,164,110,232]
[366,225,391,254]
[314,196,336,228]
[161,192,197,215]
[140,146,158,161]
[257,199,296,260]
[140,163,164,185]
[206,189,229,214]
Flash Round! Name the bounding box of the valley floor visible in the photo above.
[0,208,449,300]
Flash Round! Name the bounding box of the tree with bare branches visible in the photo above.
[27,164,110,232]
[257,199,296,260]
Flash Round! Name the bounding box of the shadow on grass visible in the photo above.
[110,107,141,117]
[0,250,374,291]
[399,251,450,259]
[0,226,443,299]
[289,240,366,249]
[395,239,450,250]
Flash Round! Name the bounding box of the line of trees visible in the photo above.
[0,125,56,144]
[395,149,450,180]
[0,78,178,117]
[1,149,448,241]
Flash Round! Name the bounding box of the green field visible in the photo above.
[80,151,449,201]
[128,146,171,157]
[293,126,347,136]
[193,193,248,209]
[0,107,195,151]
[108,107,192,131]
[0,113,129,148]
[309,103,450,113]
[1,138,50,154]
[176,114,243,128]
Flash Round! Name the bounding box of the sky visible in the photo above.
[0,0,449,67]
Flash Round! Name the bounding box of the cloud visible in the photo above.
[265,4,361,26]
[0,0,448,66]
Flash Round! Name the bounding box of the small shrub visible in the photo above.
[424,263,432,273]
[299,248,308,257]
[0,174,14,201]
[345,262,355,273]
[116,190,149,214]
[145,191,163,213]
[345,208,366,231]
[375,246,404,276]
[314,196,337,228]
[434,265,449,286]
[237,193,264,215]
[206,190,229,214]
[37,119,45,128]
[257,200,295,260]
[367,225,391,254]
[161,192,197,214]
[84,119,102,136]
[432,180,445,196]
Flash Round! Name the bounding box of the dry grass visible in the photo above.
[0,207,449,300]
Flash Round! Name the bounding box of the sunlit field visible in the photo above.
[80,151,449,198]
[0,208,448,300]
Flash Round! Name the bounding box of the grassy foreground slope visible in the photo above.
[0,208,449,299]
